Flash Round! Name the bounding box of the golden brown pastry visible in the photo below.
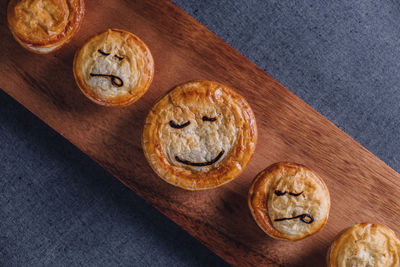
[248,162,330,241]
[142,80,257,190]
[7,0,85,54]
[327,223,400,267]
[73,29,154,107]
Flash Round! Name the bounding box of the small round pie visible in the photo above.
[327,223,400,267]
[73,29,154,107]
[142,80,257,190]
[248,162,330,241]
[7,0,85,54]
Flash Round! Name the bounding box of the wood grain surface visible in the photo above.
[1,0,400,266]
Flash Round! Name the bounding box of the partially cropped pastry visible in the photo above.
[327,223,400,267]
[248,162,330,241]
[142,80,257,190]
[73,29,154,107]
[7,0,84,54]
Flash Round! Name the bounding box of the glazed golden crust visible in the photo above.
[327,223,400,267]
[7,0,85,53]
[248,162,330,241]
[73,29,154,107]
[142,80,257,190]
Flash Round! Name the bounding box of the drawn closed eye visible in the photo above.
[97,49,124,61]
[202,116,217,122]
[274,190,286,196]
[114,55,124,61]
[169,120,190,129]
[98,49,110,56]
[274,190,303,197]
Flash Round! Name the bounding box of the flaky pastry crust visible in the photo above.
[7,0,85,54]
[73,29,154,107]
[142,80,257,190]
[248,162,330,241]
[327,223,400,267]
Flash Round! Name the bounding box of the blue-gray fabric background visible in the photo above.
[1,1,399,266]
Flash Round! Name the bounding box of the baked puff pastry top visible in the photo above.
[7,0,85,53]
[142,80,257,190]
[73,29,154,106]
[248,162,330,241]
[328,223,400,267]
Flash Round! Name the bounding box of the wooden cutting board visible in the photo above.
[1,0,399,266]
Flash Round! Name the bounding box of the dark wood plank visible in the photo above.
[1,0,399,266]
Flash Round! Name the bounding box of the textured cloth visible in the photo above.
[1,1,399,266]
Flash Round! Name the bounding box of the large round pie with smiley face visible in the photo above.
[7,0,85,54]
[248,162,330,241]
[73,29,154,107]
[327,223,400,267]
[142,80,257,190]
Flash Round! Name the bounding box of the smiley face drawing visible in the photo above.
[142,80,257,190]
[73,29,154,107]
[248,162,330,241]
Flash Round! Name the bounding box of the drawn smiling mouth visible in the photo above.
[90,73,124,87]
[175,150,225,167]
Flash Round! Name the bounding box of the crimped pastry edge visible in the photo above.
[326,223,400,267]
[248,162,330,241]
[142,80,258,190]
[7,0,85,54]
[73,28,154,107]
